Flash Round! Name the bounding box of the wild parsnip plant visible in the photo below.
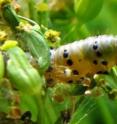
[0,0,117,124]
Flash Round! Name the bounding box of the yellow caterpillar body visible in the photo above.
[45,35,117,85]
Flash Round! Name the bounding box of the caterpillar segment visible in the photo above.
[45,35,117,86]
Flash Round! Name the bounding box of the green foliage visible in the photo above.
[17,27,50,74]
[74,0,104,22]
[0,0,117,124]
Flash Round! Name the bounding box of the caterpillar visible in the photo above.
[45,35,117,86]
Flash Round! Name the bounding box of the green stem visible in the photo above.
[18,15,38,25]
[37,0,50,26]
[34,94,50,124]
[97,96,115,124]
[44,93,57,123]
[33,90,57,124]
[28,0,38,22]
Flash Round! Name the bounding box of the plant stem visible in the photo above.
[33,94,50,124]
[18,15,38,25]
[28,0,38,22]
[33,92,57,124]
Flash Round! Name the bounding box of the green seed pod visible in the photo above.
[0,52,4,81]
[74,0,104,22]
[2,4,19,29]
[7,47,42,95]
[2,3,50,73]
[17,25,50,74]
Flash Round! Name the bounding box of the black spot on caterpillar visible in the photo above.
[66,59,73,66]
[63,49,69,58]
[45,35,117,85]
[93,60,98,65]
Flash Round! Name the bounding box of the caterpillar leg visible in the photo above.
[45,65,93,88]
[45,65,73,87]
